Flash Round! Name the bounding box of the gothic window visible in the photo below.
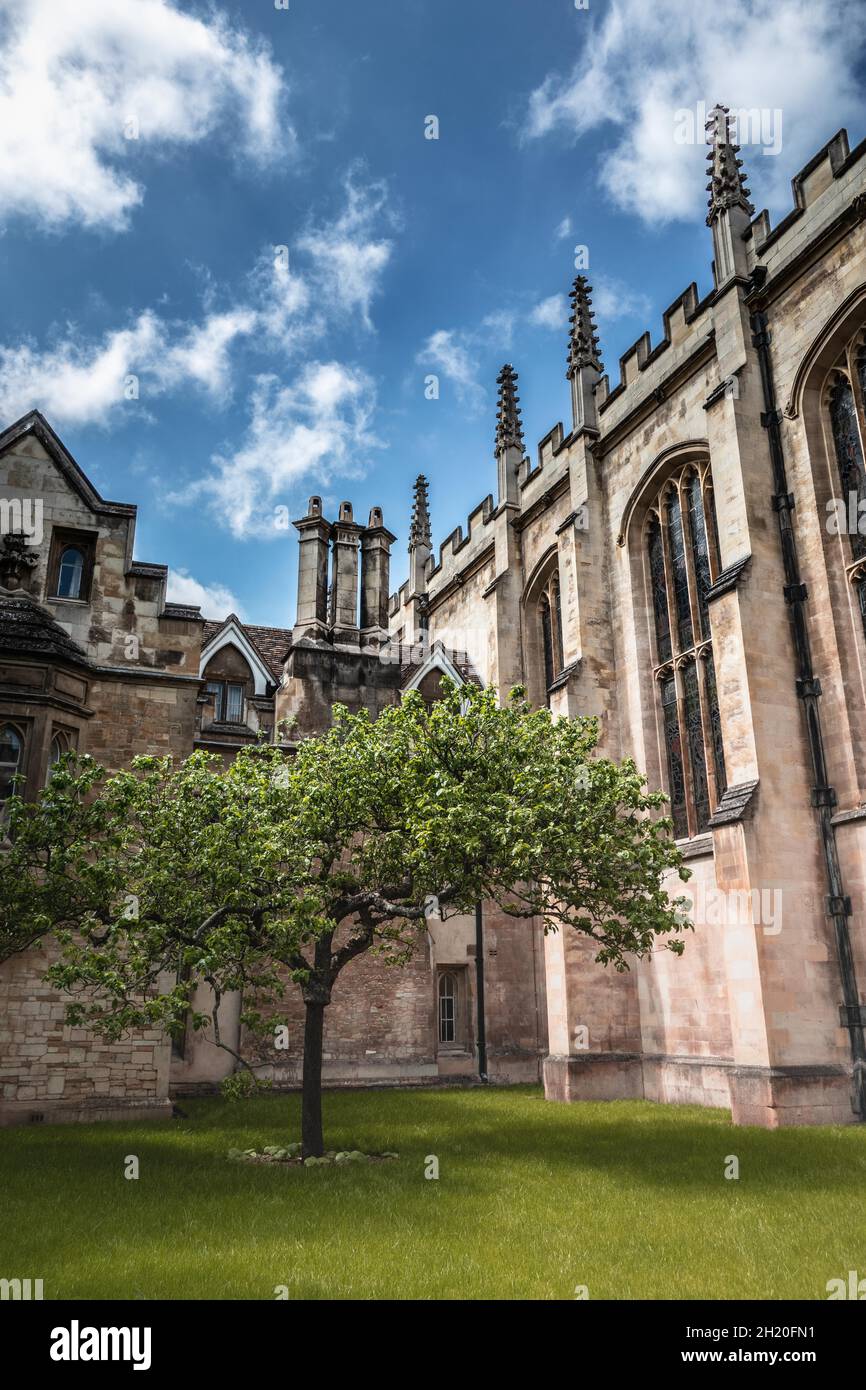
[539,569,565,704]
[825,347,866,636]
[540,594,554,694]
[438,971,457,1045]
[645,462,726,839]
[46,730,75,785]
[0,723,23,803]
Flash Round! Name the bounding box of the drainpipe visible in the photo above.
[750,292,866,1119]
[474,901,488,1082]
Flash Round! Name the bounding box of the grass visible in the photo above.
[2,1084,865,1300]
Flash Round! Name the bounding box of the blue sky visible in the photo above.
[1,0,864,625]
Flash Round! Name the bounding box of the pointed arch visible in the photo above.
[633,455,726,839]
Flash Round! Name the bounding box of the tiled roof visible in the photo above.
[201,616,292,681]
[0,594,92,668]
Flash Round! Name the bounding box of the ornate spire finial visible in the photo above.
[566,275,602,378]
[494,363,524,457]
[705,103,754,225]
[409,474,432,550]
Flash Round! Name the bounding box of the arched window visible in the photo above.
[825,348,866,636]
[0,723,23,802]
[57,546,85,600]
[538,569,565,704]
[645,462,726,839]
[438,971,457,1045]
[46,731,72,784]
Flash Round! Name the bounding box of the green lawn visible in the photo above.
[2,1085,865,1300]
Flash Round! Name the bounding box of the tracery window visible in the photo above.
[825,338,866,637]
[539,570,564,703]
[0,723,23,803]
[46,730,74,785]
[645,462,727,839]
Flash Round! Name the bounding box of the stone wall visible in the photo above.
[0,940,171,1126]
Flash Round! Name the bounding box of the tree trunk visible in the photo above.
[302,1000,326,1157]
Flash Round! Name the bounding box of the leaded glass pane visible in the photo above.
[57,546,84,600]
[683,661,710,831]
[648,516,672,663]
[829,376,866,561]
[857,346,866,420]
[666,490,693,651]
[225,683,244,723]
[661,677,687,839]
[438,973,456,1044]
[206,681,223,720]
[540,593,554,696]
[552,575,564,672]
[0,724,22,802]
[686,473,713,640]
[704,655,727,804]
[704,483,722,576]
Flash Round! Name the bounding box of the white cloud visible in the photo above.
[252,255,317,350]
[0,308,257,426]
[592,277,652,323]
[523,0,866,225]
[529,294,568,330]
[480,311,516,349]
[296,170,395,330]
[0,0,289,232]
[0,313,163,426]
[0,172,396,538]
[166,569,245,622]
[156,309,257,396]
[0,174,397,428]
[554,216,573,240]
[175,362,380,539]
[417,329,486,410]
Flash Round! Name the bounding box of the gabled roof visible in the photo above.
[200,614,290,694]
[0,410,137,519]
[400,640,482,692]
[238,623,294,678]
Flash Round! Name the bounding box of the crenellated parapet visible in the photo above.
[744,128,866,274]
[592,282,713,432]
[389,491,497,623]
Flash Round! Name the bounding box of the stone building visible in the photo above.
[2,110,866,1127]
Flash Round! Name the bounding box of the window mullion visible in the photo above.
[658,490,678,662]
[679,477,703,645]
[695,652,720,816]
[673,662,697,839]
[848,344,866,467]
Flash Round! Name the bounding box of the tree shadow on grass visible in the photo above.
[4,1089,866,1303]
[3,1086,865,1203]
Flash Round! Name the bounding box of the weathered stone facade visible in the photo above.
[390,115,866,1128]
[0,430,546,1124]
[2,117,866,1128]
